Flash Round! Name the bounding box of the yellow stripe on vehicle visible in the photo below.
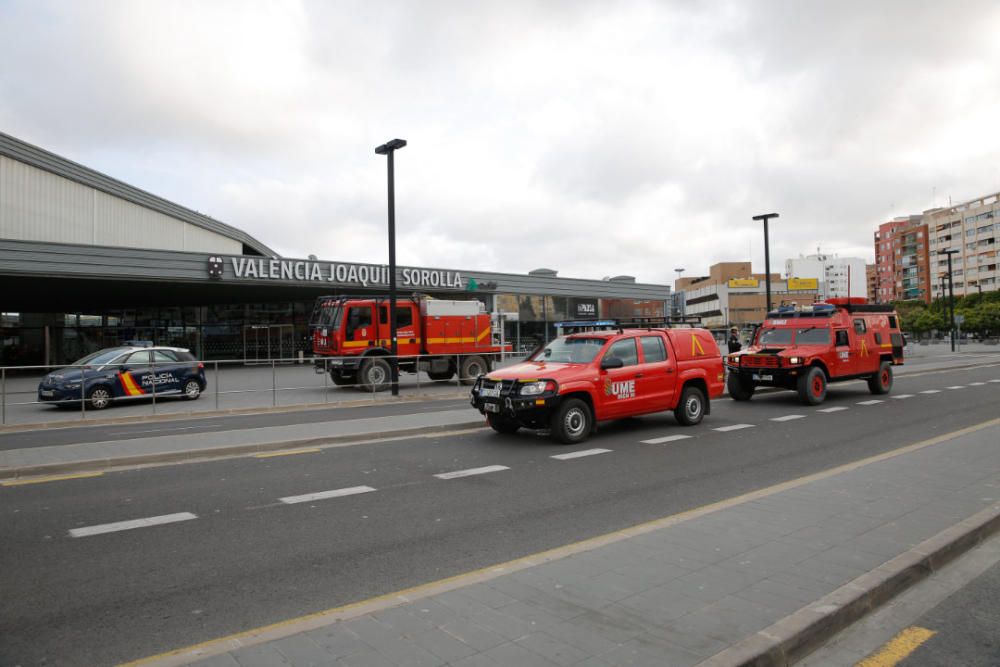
[119,372,144,396]
[476,328,490,342]
[425,337,476,344]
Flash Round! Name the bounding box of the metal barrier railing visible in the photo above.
[0,352,524,426]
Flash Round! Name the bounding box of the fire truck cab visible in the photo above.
[726,298,905,405]
[311,295,509,391]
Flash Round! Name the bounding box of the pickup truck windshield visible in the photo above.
[530,337,605,364]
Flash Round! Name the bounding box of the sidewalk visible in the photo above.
[133,419,1000,667]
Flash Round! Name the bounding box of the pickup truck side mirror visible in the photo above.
[601,357,624,370]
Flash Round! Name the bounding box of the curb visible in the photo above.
[0,420,486,479]
[695,502,1000,667]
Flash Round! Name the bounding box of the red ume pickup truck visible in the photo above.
[471,322,725,444]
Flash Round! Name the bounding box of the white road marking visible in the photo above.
[69,512,198,538]
[434,465,510,480]
[947,386,965,390]
[857,400,883,405]
[641,434,693,445]
[279,486,376,504]
[892,394,915,399]
[817,406,848,413]
[770,415,805,422]
[551,448,612,460]
[920,390,941,394]
[714,424,755,432]
[968,382,986,386]
[990,379,1000,383]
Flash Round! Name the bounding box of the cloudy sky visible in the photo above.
[2,1,999,285]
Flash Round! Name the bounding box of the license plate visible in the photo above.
[479,387,502,398]
[40,390,54,397]
[483,402,500,413]
[753,374,773,381]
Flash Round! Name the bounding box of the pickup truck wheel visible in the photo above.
[550,398,592,444]
[487,413,520,434]
[797,366,827,405]
[726,373,755,401]
[674,386,706,426]
[459,356,487,386]
[358,358,391,392]
[867,362,893,395]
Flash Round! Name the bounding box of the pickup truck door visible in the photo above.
[597,338,643,419]
[637,334,676,410]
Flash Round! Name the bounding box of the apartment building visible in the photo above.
[873,216,930,304]
[926,191,999,298]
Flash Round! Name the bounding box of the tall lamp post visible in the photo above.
[673,268,684,319]
[375,138,407,396]
[942,248,959,352]
[752,213,780,313]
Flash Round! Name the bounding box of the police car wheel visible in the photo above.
[867,362,893,395]
[797,367,827,405]
[87,386,112,410]
[674,386,705,426]
[182,379,201,400]
[550,398,592,444]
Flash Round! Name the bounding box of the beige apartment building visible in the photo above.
[926,191,999,298]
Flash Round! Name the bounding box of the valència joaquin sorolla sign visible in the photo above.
[224,256,464,289]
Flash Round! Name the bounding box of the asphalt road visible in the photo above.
[1,362,999,665]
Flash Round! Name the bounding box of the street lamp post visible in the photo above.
[673,268,684,319]
[942,248,959,352]
[752,213,779,313]
[375,138,407,396]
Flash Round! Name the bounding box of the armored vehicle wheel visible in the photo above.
[797,366,827,405]
[487,413,520,434]
[87,386,112,410]
[331,372,356,387]
[727,373,755,401]
[867,361,893,395]
[358,358,391,392]
[550,398,592,444]
[674,385,706,426]
[459,355,487,386]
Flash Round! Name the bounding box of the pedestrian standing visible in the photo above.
[727,327,742,354]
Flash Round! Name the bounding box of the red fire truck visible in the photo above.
[726,297,905,405]
[311,295,510,391]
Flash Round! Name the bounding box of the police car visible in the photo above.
[37,343,207,410]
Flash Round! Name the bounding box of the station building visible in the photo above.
[0,132,671,366]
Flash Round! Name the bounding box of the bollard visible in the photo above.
[323,358,329,403]
[151,361,157,415]
[81,366,86,419]
[1,367,5,425]
[272,359,277,407]
[214,361,220,410]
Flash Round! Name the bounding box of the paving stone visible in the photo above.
[514,631,592,666]
[230,643,293,667]
[433,590,496,618]
[335,648,398,667]
[812,545,889,571]
[409,628,479,663]
[660,564,758,602]
[466,606,539,640]
[364,635,445,667]
[271,634,338,666]
[477,640,561,666]
[447,653,503,667]
[188,654,243,667]
[439,617,508,651]
[370,606,437,637]
[493,600,566,629]
[600,637,701,667]
[542,619,626,657]
[457,582,519,609]
[614,587,706,624]
[306,624,374,659]
[406,598,461,627]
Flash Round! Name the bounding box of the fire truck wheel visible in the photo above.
[797,366,827,405]
[487,413,520,434]
[331,372,356,387]
[726,373,755,401]
[459,356,487,386]
[867,361,893,395]
[674,386,706,426]
[427,370,454,382]
[550,398,592,444]
[359,358,391,392]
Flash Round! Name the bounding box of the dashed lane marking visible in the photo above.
[2,471,103,486]
[856,625,936,667]
[279,486,376,504]
[641,434,693,444]
[713,424,755,432]
[892,394,915,399]
[920,390,941,394]
[857,400,884,405]
[434,465,510,480]
[817,406,848,413]
[968,381,986,386]
[551,448,612,460]
[770,415,805,422]
[990,379,1000,383]
[69,512,198,538]
[947,386,965,389]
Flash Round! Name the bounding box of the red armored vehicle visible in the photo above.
[311,295,509,391]
[470,321,725,443]
[726,298,905,405]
